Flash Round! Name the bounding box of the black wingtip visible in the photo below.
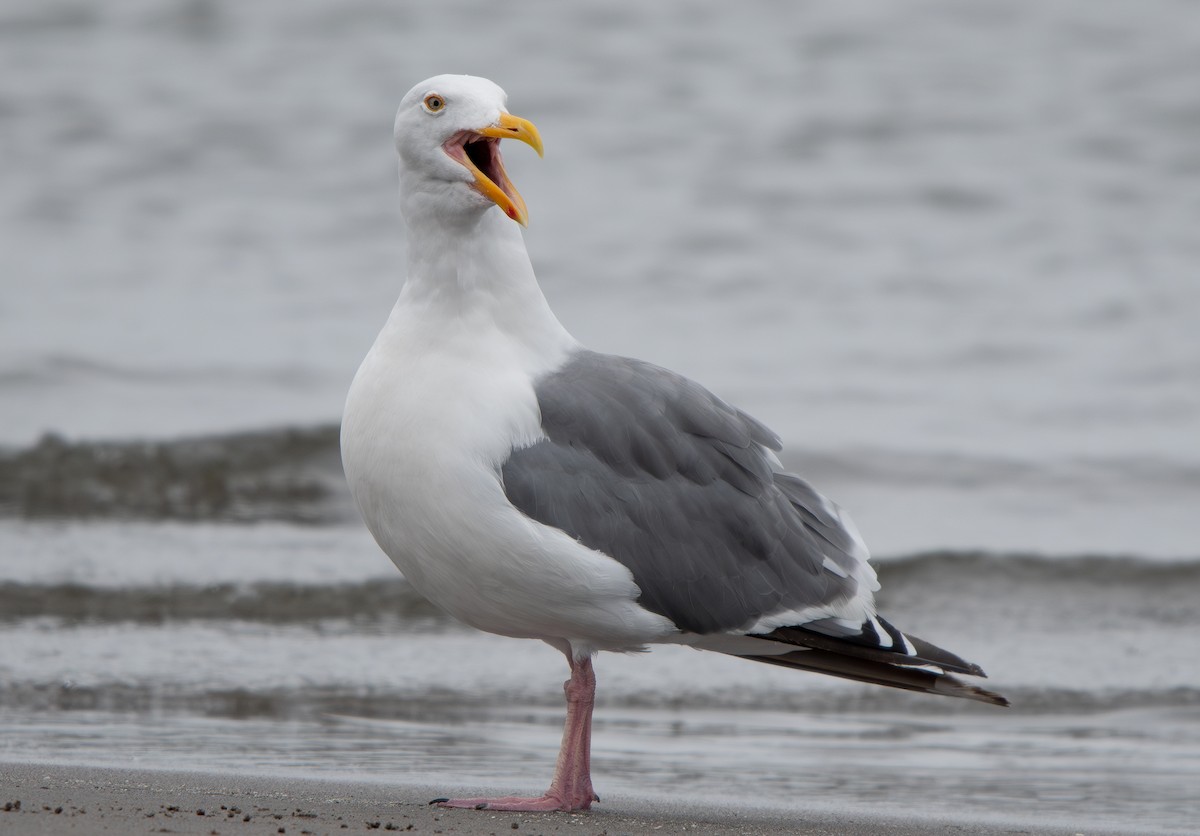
[933,675,1010,706]
[763,623,987,677]
[742,646,1010,706]
[428,798,449,806]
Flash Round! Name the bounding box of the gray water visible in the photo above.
[2,1,1199,833]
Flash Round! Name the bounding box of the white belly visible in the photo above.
[340,303,676,651]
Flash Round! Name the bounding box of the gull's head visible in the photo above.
[394,74,543,227]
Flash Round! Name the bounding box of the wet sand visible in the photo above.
[0,761,1127,836]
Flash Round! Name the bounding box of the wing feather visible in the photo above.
[501,350,869,635]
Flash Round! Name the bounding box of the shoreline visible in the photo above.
[0,760,1138,836]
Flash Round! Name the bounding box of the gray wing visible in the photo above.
[501,349,869,635]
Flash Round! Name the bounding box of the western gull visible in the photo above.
[341,74,1008,813]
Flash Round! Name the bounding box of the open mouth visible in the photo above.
[443,131,526,223]
[464,135,504,188]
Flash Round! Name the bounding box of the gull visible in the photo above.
[341,74,1007,813]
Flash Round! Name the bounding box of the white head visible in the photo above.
[394,74,544,228]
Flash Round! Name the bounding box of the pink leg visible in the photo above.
[434,654,599,812]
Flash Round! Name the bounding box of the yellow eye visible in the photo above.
[423,93,445,113]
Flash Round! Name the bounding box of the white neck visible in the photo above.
[394,192,578,371]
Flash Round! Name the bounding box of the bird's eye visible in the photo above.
[423,94,445,113]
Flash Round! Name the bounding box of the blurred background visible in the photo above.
[1,1,1198,833]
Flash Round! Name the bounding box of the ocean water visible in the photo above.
[2,0,1199,834]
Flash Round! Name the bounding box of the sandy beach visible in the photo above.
[0,760,1136,836]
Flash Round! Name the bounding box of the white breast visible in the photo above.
[340,297,676,651]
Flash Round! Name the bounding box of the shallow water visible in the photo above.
[2,0,1199,833]
[1,521,1198,833]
